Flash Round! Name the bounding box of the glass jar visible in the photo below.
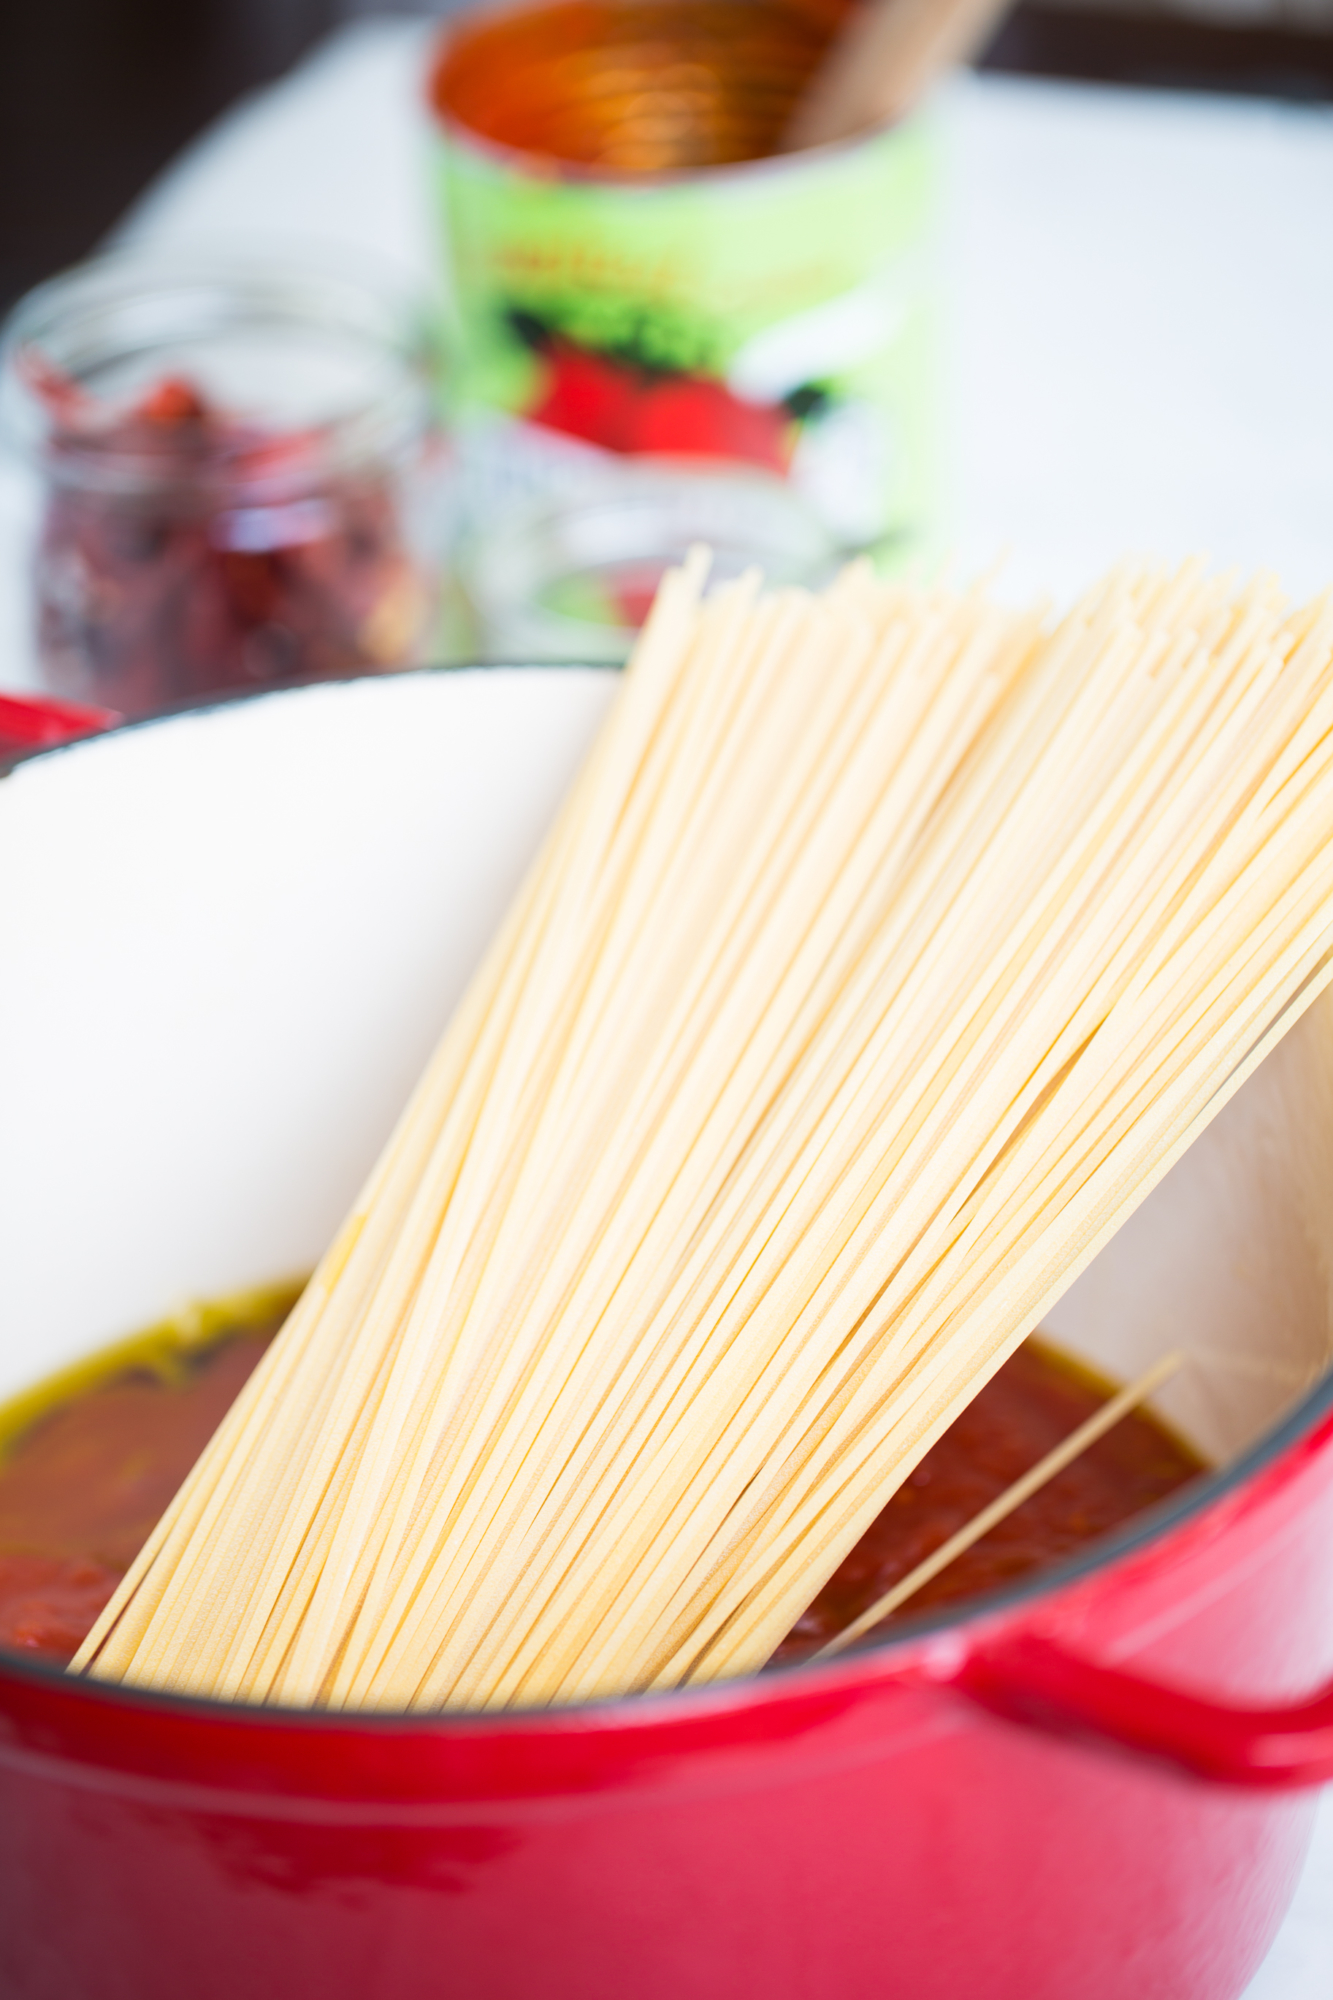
[0,249,448,718]
[459,460,840,663]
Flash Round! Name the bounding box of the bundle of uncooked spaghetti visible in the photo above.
[75,551,1333,1710]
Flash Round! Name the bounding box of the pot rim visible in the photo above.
[5,661,1332,1732]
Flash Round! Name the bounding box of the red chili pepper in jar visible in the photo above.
[28,358,431,719]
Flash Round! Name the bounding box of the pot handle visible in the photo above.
[0,691,121,758]
[949,1632,1333,1789]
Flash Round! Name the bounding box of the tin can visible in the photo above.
[427,0,940,571]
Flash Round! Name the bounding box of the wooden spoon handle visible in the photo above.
[784,0,1012,151]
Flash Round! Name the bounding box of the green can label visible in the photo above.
[433,115,940,554]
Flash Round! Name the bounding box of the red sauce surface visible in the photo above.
[0,1326,1202,1672]
[775,1341,1203,1663]
[432,0,852,173]
[0,1333,272,1663]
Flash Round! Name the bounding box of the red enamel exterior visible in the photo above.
[3,1389,1333,2000]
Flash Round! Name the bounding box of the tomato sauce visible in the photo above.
[0,1313,1202,1673]
[776,1341,1204,1662]
[0,1320,280,1663]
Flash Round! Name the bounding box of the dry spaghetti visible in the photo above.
[74,552,1333,1709]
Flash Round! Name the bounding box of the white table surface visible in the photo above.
[1,21,1330,1987]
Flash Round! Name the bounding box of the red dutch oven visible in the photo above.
[1,675,1332,2000]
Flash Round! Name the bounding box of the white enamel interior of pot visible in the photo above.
[0,669,612,1394]
[2,667,1332,1470]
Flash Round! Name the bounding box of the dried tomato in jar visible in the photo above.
[1,253,446,718]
